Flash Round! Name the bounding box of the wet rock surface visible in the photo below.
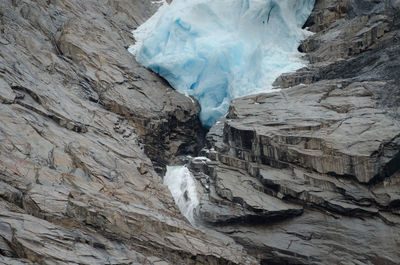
[0,0,254,264]
[194,0,400,264]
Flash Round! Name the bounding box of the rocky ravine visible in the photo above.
[0,0,255,264]
[192,0,400,264]
[1,0,400,265]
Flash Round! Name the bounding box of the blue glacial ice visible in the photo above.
[129,0,315,128]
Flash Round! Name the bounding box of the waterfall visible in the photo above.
[163,166,199,225]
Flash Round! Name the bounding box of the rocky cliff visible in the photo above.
[0,0,254,264]
[0,0,399,265]
[193,0,400,264]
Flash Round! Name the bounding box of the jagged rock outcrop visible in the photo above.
[194,0,400,264]
[0,0,254,264]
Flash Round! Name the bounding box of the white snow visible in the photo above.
[130,0,315,128]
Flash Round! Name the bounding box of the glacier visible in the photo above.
[130,0,315,128]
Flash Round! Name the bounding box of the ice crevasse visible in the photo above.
[130,0,315,128]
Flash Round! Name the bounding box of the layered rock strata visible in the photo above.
[1,0,400,264]
[193,0,400,264]
[0,0,254,264]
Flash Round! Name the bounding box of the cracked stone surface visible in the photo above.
[0,0,255,264]
[1,0,400,264]
[193,0,400,264]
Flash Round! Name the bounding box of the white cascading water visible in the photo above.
[129,0,315,128]
[163,166,199,225]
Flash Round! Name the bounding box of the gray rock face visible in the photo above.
[2,0,400,264]
[0,0,255,264]
[194,0,400,264]
[227,80,399,184]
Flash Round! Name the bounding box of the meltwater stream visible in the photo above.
[163,166,199,225]
[130,0,315,128]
